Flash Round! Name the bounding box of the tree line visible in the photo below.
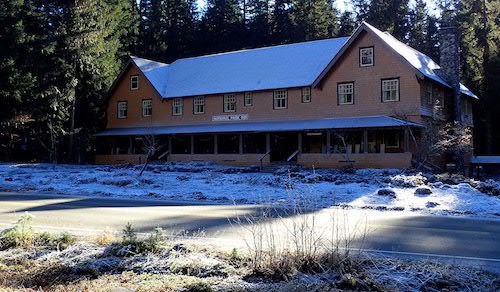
[0,0,499,162]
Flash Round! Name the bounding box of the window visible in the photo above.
[130,75,139,90]
[223,93,236,112]
[273,89,287,109]
[301,87,311,103]
[244,92,253,106]
[172,98,183,115]
[193,96,205,114]
[338,82,354,104]
[382,78,399,102]
[142,99,152,117]
[360,47,374,67]
[426,83,433,105]
[117,101,128,119]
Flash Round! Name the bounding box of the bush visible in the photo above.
[36,232,76,250]
[94,229,117,246]
[107,224,166,256]
[0,212,35,249]
[185,281,213,292]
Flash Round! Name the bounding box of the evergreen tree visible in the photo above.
[138,0,167,60]
[271,0,293,43]
[338,11,356,36]
[200,0,244,53]
[291,0,339,41]
[164,0,198,61]
[247,0,272,46]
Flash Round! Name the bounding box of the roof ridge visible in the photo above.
[171,37,350,63]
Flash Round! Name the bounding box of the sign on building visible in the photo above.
[212,114,249,122]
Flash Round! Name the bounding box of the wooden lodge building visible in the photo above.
[95,22,478,168]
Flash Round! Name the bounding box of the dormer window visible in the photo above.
[360,47,374,67]
[130,75,139,90]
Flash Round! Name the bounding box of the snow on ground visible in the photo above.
[0,162,499,219]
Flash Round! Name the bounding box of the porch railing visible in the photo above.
[287,149,300,162]
[259,151,272,171]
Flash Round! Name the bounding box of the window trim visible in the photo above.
[141,99,152,117]
[359,46,374,67]
[193,96,205,114]
[172,98,183,116]
[381,77,400,102]
[301,87,311,103]
[117,101,128,119]
[244,91,253,106]
[273,89,288,110]
[223,93,237,113]
[130,75,139,90]
[337,81,355,105]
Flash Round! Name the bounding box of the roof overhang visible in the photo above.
[95,116,423,137]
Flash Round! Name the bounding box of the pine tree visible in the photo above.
[271,0,293,43]
[291,0,338,41]
[338,10,356,36]
[164,0,198,61]
[247,0,272,46]
[138,0,167,60]
[201,0,244,53]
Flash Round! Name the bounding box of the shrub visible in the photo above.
[36,232,76,250]
[185,281,213,292]
[0,212,35,249]
[94,229,117,246]
[108,224,166,256]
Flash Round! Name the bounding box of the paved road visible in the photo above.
[0,192,499,270]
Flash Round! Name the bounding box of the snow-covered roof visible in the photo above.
[132,37,349,98]
[128,22,477,100]
[362,22,478,99]
[95,116,422,136]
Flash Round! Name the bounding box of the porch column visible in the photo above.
[363,130,368,153]
[404,129,410,152]
[168,136,172,153]
[239,134,243,154]
[214,134,218,154]
[128,137,133,154]
[326,131,331,154]
[265,133,271,153]
[190,135,194,154]
[297,132,302,153]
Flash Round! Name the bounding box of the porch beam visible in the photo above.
[404,129,410,152]
[190,135,194,154]
[326,131,331,154]
[214,134,218,154]
[265,133,271,153]
[298,132,303,153]
[363,130,368,153]
[239,133,243,154]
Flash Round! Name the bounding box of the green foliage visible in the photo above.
[185,281,213,292]
[0,212,35,249]
[112,223,165,256]
[36,232,77,250]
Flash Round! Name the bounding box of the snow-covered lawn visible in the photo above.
[0,162,499,219]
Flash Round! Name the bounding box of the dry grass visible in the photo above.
[93,228,117,246]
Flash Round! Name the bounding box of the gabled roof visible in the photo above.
[95,115,423,136]
[127,22,477,100]
[313,22,478,99]
[132,37,349,98]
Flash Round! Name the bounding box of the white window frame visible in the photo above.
[244,92,253,106]
[338,82,354,105]
[360,47,374,67]
[172,98,183,115]
[273,89,287,109]
[142,99,152,117]
[130,75,139,90]
[193,96,205,114]
[301,87,311,103]
[382,78,400,102]
[117,101,128,119]
[223,93,236,113]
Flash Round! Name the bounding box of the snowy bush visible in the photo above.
[476,180,500,196]
[389,173,426,187]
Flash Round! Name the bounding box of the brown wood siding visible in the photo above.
[106,31,425,130]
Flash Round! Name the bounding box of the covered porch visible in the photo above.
[95,116,422,168]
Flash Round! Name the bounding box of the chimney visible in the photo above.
[438,11,462,122]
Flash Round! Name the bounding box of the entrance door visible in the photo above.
[270,132,298,162]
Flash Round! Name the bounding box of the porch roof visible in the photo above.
[95,116,423,137]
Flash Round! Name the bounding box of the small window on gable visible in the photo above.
[117,101,128,119]
[244,92,253,106]
[273,89,287,109]
[130,75,139,90]
[142,99,152,117]
[338,82,354,104]
[382,78,399,102]
[172,98,183,115]
[360,47,374,67]
[193,96,205,114]
[223,93,236,112]
[301,87,311,103]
